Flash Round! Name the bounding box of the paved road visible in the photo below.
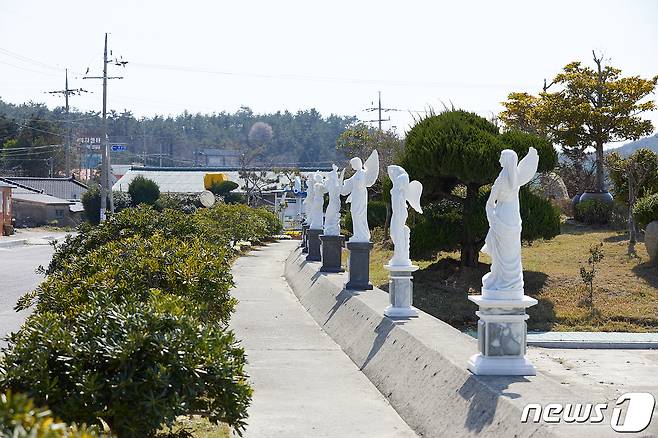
[0,244,54,345]
[230,241,416,437]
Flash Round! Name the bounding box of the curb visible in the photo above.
[527,340,658,349]
[0,234,58,249]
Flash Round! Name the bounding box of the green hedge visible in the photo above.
[18,234,236,324]
[633,193,658,229]
[2,294,251,437]
[1,201,283,437]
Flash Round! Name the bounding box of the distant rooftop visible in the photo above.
[0,176,88,201]
[113,166,330,194]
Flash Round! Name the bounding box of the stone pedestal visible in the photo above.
[345,241,373,290]
[383,264,419,318]
[301,224,309,253]
[306,228,322,262]
[467,295,537,376]
[320,234,345,273]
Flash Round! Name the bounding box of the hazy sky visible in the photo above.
[1,0,657,142]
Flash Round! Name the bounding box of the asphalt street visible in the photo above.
[0,243,54,346]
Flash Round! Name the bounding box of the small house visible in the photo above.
[0,181,13,235]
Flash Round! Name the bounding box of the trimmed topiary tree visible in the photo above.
[128,175,160,206]
[401,110,558,266]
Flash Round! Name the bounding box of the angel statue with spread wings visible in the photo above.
[302,174,314,225]
[309,171,326,230]
[321,164,345,236]
[481,147,539,299]
[341,150,379,243]
[387,165,423,267]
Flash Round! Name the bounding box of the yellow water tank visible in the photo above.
[204,173,228,189]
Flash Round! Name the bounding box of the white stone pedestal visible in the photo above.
[467,295,537,376]
[383,264,419,318]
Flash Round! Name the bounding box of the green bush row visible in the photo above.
[2,203,281,437]
[47,204,281,275]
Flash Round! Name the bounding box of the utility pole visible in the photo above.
[84,33,127,221]
[363,91,400,130]
[46,69,88,176]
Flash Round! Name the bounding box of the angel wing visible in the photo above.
[405,180,423,213]
[363,149,380,186]
[516,147,539,187]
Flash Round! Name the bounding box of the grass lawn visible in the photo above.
[160,417,231,437]
[358,222,658,332]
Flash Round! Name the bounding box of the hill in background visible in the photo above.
[608,133,658,156]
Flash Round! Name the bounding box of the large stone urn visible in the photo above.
[645,221,658,263]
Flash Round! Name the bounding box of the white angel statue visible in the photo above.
[322,164,345,236]
[302,174,314,225]
[341,150,379,243]
[481,147,539,299]
[309,171,325,230]
[293,175,302,194]
[387,165,423,267]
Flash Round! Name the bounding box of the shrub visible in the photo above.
[0,390,99,437]
[1,294,251,437]
[155,193,199,214]
[209,180,239,196]
[81,186,131,225]
[208,181,245,204]
[342,200,388,234]
[128,176,160,206]
[633,193,658,229]
[410,199,463,257]
[196,203,277,243]
[112,190,132,212]
[606,149,658,203]
[409,187,559,258]
[47,206,209,274]
[48,204,280,276]
[81,185,101,224]
[575,199,611,225]
[19,234,236,324]
[252,207,282,236]
[401,110,557,266]
[519,187,561,241]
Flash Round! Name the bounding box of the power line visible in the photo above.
[130,61,520,89]
[0,59,60,78]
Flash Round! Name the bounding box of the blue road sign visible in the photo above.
[111,144,127,152]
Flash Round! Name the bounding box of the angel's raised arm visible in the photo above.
[516,147,539,187]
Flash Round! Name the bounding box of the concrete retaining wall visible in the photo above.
[284,247,619,438]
